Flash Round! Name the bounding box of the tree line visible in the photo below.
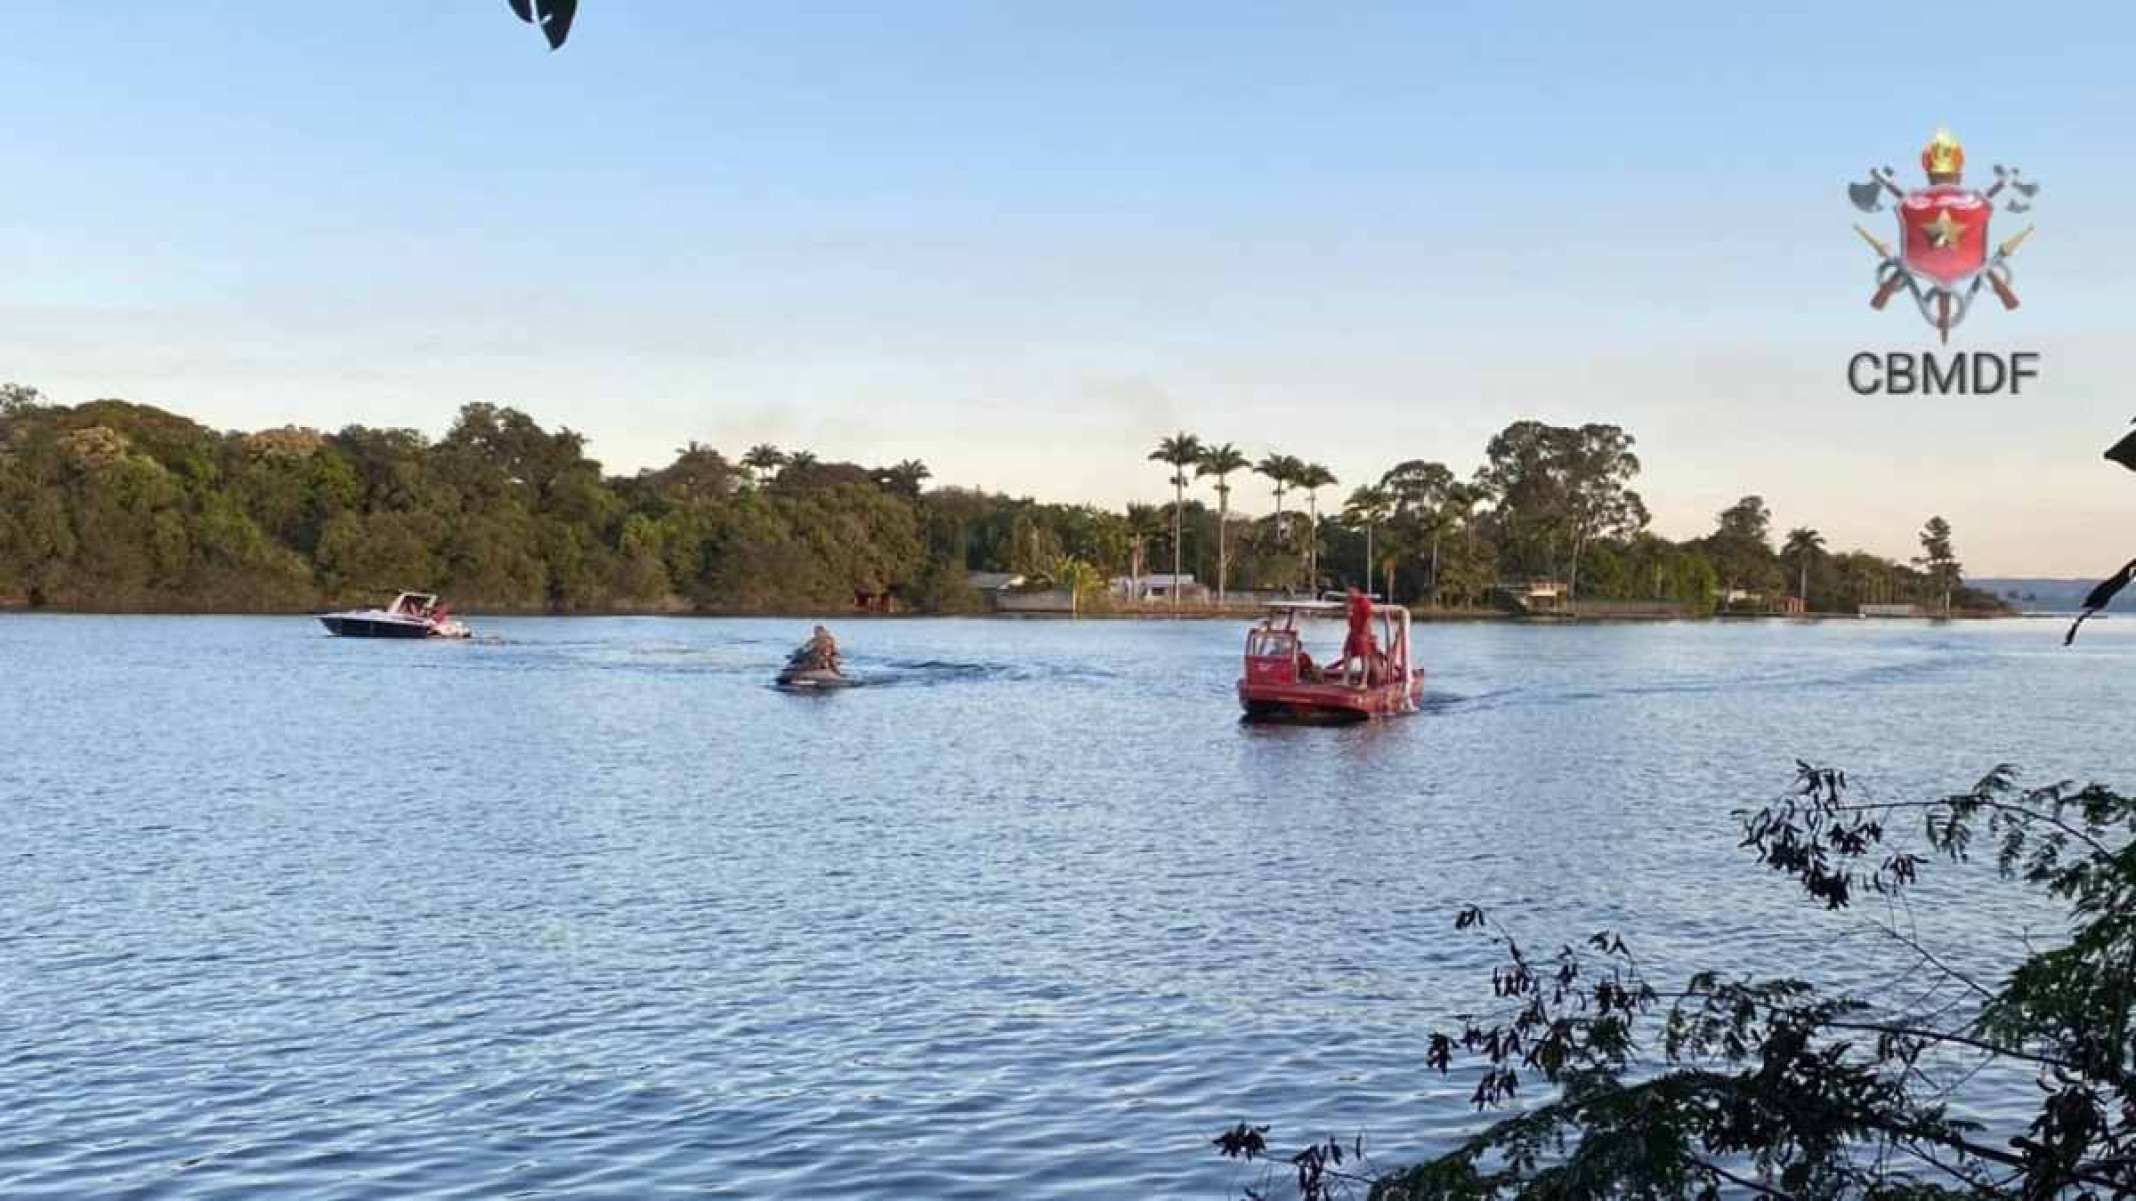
[0,385,2002,614]
[1143,422,1995,615]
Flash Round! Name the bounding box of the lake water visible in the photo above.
[3,614,2131,1198]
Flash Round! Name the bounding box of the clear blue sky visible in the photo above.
[4,2,2132,573]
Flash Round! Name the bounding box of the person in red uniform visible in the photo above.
[1337,588,1379,684]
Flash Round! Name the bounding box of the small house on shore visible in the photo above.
[1492,579,1568,614]
[993,589,1077,613]
[965,572,1027,610]
[1110,573,1209,604]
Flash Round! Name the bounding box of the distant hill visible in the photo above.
[1971,577,2134,614]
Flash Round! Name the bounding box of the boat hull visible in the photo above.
[319,615,443,638]
[776,667,853,689]
[1238,673,1423,722]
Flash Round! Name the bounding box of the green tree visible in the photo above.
[1474,421,1564,583]
[1474,422,1646,602]
[1834,549,1893,609]
[1006,510,1066,579]
[1383,461,1456,605]
[1123,502,1164,598]
[1916,515,1961,615]
[1343,485,1394,600]
[1708,494,1781,603]
[0,382,44,417]
[1439,481,1490,607]
[1052,556,1102,617]
[655,442,744,503]
[1556,424,1647,603]
[612,512,671,603]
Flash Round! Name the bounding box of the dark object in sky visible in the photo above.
[2108,424,2136,472]
[2065,558,2136,645]
[509,0,577,49]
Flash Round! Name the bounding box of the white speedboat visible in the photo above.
[319,592,471,639]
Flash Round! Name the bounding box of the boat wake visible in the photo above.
[852,658,999,688]
[1415,688,1472,713]
[864,658,1124,688]
[761,658,1002,691]
[1415,647,1978,715]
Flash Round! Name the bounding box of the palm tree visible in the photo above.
[1441,481,1483,608]
[880,458,931,498]
[1148,432,1203,609]
[1419,507,1453,608]
[1256,452,1302,567]
[1344,485,1394,599]
[1782,527,1826,610]
[1195,442,1250,606]
[1255,450,1290,540]
[1124,502,1164,599]
[741,443,787,487]
[1295,462,1337,594]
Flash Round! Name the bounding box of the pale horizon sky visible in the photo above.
[5,3,2133,575]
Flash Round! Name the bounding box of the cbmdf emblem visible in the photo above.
[1847,129,2039,342]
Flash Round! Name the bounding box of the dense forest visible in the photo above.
[0,384,2004,615]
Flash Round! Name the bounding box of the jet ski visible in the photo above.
[776,630,854,688]
[776,661,851,688]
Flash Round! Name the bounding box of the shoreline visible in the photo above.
[0,602,2030,622]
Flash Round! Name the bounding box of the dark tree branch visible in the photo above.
[1686,1156,1797,1200]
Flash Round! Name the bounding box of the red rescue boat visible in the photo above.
[1237,593,1423,721]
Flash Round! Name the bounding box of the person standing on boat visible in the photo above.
[1336,588,1379,684]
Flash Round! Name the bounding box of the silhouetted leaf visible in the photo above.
[2107,424,2136,472]
[508,0,577,48]
[2065,558,2136,645]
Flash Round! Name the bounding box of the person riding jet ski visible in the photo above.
[777,625,848,687]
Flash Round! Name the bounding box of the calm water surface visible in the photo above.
[4,615,2132,1197]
